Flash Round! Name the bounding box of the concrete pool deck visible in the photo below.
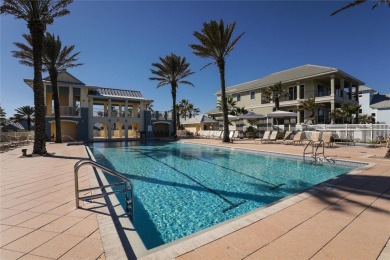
[1,140,389,259]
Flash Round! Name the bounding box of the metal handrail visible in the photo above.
[303,140,324,163]
[74,159,134,221]
[62,135,76,143]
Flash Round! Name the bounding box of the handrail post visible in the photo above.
[74,159,134,221]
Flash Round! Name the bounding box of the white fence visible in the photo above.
[1,131,35,140]
[296,124,389,143]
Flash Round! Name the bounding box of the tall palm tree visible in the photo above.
[297,97,324,124]
[1,0,73,155]
[331,0,390,16]
[149,53,194,138]
[14,106,35,131]
[190,19,244,143]
[12,33,82,143]
[261,82,288,111]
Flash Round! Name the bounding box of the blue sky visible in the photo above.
[1,1,389,117]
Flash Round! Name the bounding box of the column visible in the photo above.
[125,100,128,119]
[348,82,352,100]
[68,86,73,107]
[124,123,128,139]
[340,79,344,98]
[104,102,107,117]
[330,75,335,96]
[108,99,112,118]
[297,111,301,124]
[132,104,138,118]
[330,101,335,124]
[296,82,300,100]
[355,84,359,101]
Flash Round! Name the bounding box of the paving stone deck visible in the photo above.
[1,140,389,260]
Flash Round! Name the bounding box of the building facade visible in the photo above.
[359,86,390,124]
[24,71,173,141]
[208,64,364,124]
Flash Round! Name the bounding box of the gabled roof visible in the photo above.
[89,87,148,100]
[205,107,221,115]
[370,93,390,109]
[43,71,85,85]
[181,114,217,125]
[218,64,365,95]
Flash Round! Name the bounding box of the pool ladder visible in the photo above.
[303,140,324,164]
[74,159,134,221]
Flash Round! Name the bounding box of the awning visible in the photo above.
[266,110,297,118]
[238,112,266,119]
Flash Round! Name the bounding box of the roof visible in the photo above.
[1,122,25,131]
[181,115,217,125]
[358,85,373,92]
[88,87,148,100]
[24,71,94,89]
[370,93,390,109]
[205,107,221,115]
[218,64,365,95]
[43,71,85,85]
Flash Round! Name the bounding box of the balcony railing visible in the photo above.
[46,106,80,116]
[151,111,171,120]
[93,109,140,118]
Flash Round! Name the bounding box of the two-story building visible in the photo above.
[207,64,364,124]
[24,71,173,141]
[359,86,390,124]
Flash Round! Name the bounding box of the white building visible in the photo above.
[359,86,390,124]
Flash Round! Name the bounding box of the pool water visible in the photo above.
[88,140,354,249]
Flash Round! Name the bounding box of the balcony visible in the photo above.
[151,111,172,120]
[93,108,140,118]
[46,106,80,116]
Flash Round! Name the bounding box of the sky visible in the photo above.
[1,0,389,117]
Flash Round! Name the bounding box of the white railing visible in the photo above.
[46,106,79,116]
[297,124,389,142]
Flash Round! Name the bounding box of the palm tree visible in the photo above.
[190,19,244,143]
[0,106,6,126]
[1,0,73,155]
[149,53,194,138]
[331,0,390,16]
[359,114,375,124]
[340,103,361,123]
[217,97,237,115]
[261,82,288,111]
[12,33,82,143]
[297,97,324,124]
[178,99,201,119]
[14,106,35,131]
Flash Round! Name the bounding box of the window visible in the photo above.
[299,85,304,99]
[317,85,324,97]
[250,91,255,100]
[359,109,362,113]
[289,87,297,100]
[318,109,324,124]
[237,94,241,102]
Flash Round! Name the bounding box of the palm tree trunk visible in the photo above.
[385,148,390,159]
[171,86,177,138]
[29,21,47,155]
[49,70,62,143]
[275,97,280,111]
[218,60,230,142]
[27,116,31,131]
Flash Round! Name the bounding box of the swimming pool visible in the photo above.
[88,140,355,249]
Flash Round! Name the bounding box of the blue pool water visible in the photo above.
[88,140,355,249]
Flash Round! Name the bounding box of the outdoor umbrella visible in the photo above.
[266,110,297,131]
[238,112,266,120]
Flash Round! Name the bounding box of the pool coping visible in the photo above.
[84,141,374,259]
